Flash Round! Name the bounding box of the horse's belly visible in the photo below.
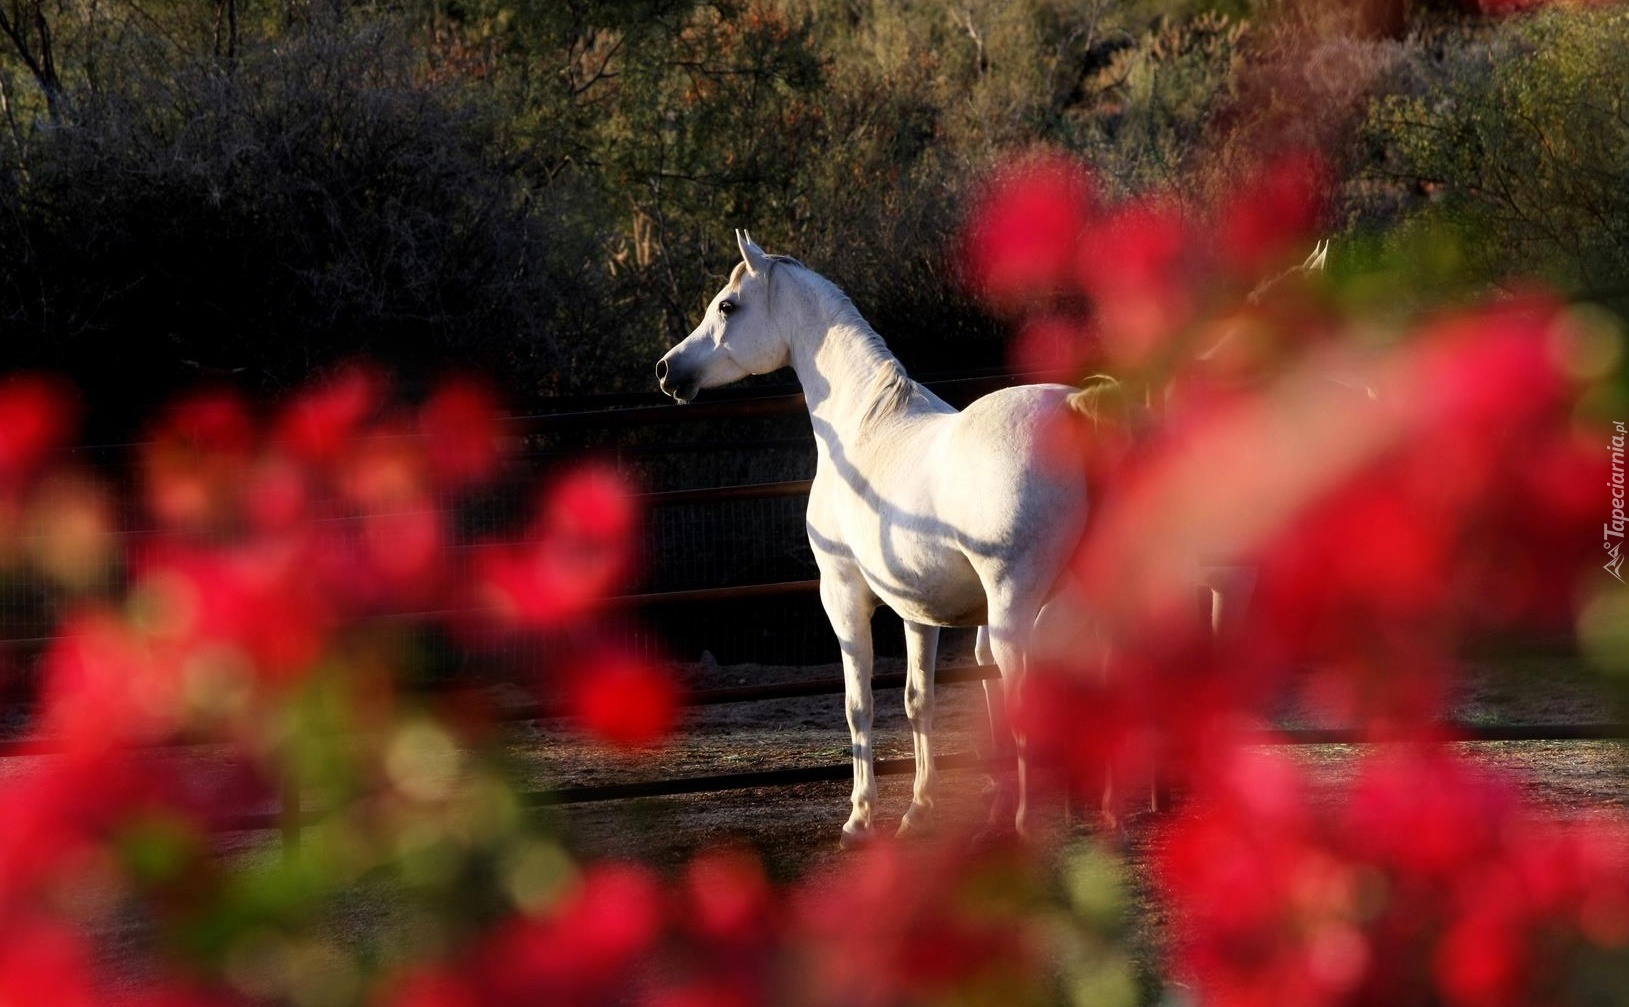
[860,550,988,628]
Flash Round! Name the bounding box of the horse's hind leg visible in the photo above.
[983,590,1050,838]
[897,620,939,838]
[975,626,1019,828]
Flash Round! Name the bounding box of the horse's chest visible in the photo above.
[806,475,986,627]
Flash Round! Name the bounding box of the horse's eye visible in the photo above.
[718,300,737,317]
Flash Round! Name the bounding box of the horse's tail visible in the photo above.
[1066,374,1140,431]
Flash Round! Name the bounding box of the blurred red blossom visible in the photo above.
[1077,196,1196,368]
[0,913,243,1007]
[0,741,258,928]
[1010,294,1607,807]
[135,372,517,631]
[274,364,388,468]
[38,610,175,749]
[0,917,101,1007]
[419,379,505,490]
[1213,150,1329,279]
[338,431,430,511]
[963,149,1333,376]
[960,152,1097,311]
[143,390,260,532]
[569,650,682,749]
[0,749,145,910]
[0,373,78,490]
[482,861,665,1004]
[792,839,1045,1007]
[1161,748,1629,1007]
[477,464,639,628]
[133,539,330,686]
[1010,315,1096,383]
[379,967,482,1007]
[684,847,774,946]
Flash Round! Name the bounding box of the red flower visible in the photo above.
[685,847,773,945]
[275,365,387,468]
[143,390,259,532]
[478,465,639,628]
[482,861,665,1003]
[961,152,1098,311]
[1078,196,1195,368]
[1161,748,1629,1007]
[794,840,1042,1007]
[332,417,443,517]
[569,651,682,749]
[0,374,76,490]
[376,966,482,1007]
[419,380,505,491]
[546,464,638,545]
[0,747,184,912]
[135,539,330,685]
[1009,315,1096,382]
[1070,297,1587,727]
[37,610,174,750]
[1215,150,1328,279]
[363,506,447,593]
[0,917,101,1007]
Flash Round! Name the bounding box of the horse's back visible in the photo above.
[926,383,1088,569]
[935,383,1085,496]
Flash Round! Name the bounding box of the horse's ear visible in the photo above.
[1303,239,1329,273]
[736,229,771,278]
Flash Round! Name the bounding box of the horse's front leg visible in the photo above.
[897,620,939,838]
[819,575,878,848]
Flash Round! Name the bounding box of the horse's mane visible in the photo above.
[733,251,922,429]
[859,354,919,429]
[797,267,920,429]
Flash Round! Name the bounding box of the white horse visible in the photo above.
[657,232,1092,845]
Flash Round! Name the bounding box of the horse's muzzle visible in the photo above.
[655,355,698,404]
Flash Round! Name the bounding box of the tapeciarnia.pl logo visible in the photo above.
[1609,420,1626,582]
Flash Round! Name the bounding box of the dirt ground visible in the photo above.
[513,641,1629,989]
[5,638,1624,997]
[521,644,1629,856]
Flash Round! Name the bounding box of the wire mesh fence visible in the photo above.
[0,376,985,703]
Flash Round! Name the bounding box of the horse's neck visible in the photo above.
[791,311,922,450]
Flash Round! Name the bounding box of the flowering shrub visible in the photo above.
[0,364,1126,1006]
[962,140,1628,1006]
[1160,746,1629,1007]
[1,38,1627,1007]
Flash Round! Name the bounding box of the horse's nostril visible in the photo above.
[655,358,669,382]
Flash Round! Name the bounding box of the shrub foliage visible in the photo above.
[0,0,1620,431]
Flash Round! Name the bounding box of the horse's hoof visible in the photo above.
[895,809,936,839]
[838,823,875,850]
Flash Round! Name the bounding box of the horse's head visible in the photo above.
[657,231,792,403]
